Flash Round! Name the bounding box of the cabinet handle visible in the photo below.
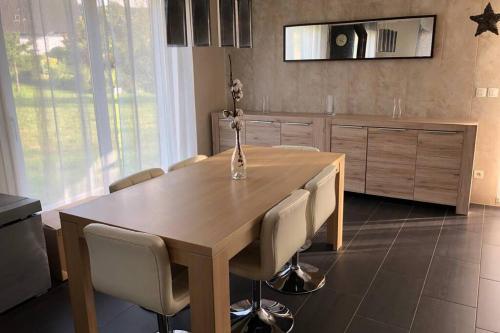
[335,125,364,129]
[283,122,311,126]
[422,130,458,135]
[248,120,274,125]
[373,127,407,132]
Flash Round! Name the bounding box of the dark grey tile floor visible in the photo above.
[1,193,500,333]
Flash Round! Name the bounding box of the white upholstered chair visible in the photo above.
[229,189,310,333]
[267,164,338,294]
[109,168,165,193]
[167,155,208,172]
[83,224,190,333]
[272,145,320,152]
[273,144,320,251]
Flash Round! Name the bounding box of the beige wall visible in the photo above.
[192,47,227,156]
[226,0,500,206]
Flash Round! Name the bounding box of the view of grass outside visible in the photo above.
[12,83,159,205]
[2,1,161,206]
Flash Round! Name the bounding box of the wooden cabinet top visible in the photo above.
[213,111,478,132]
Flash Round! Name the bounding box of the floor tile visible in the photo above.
[100,306,157,333]
[480,244,500,282]
[408,203,448,220]
[435,227,482,263]
[484,206,500,217]
[477,278,500,332]
[394,219,442,251]
[368,201,413,222]
[443,216,483,234]
[358,270,424,329]
[94,291,134,327]
[344,194,380,224]
[293,287,361,333]
[483,220,500,246]
[382,246,433,279]
[347,315,407,333]
[326,250,386,296]
[423,255,480,307]
[348,222,402,252]
[411,296,476,333]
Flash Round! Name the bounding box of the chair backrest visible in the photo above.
[304,164,338,237]
[260,189,309,279]
[167,155,208,172]
[83,223,175,315]
[272,145,320,152]
[109,168,165,193]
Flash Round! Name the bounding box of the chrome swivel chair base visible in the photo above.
[266,253,325,294]
[157,314,190,333]
[230,281,294,333]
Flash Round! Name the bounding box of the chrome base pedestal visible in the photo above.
[266,253,325,294]
[157,314,190,333]
[230,281,294,333]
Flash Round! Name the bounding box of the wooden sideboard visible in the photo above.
[211,111,478,215]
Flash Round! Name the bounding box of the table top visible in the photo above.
[61,146,344,256]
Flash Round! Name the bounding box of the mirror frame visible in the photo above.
[283,15,437,62]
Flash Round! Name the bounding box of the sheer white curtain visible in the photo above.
[0,0,197,208]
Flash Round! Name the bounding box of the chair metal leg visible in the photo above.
[230,280,294,333]
[266,251,326,294]
[156,314,190,333]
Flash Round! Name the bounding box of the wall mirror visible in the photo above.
[284,15,436,61]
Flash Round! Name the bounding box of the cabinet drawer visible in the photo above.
[416,131,463,170]
[366,160,416,200]
[331,125,368,193]
[219,119,235,152]
[367,128,418,164]
[281,122,314,147]
[366,128,418,200]
[331,125,368,161]
[245,120,281,146]
[414,167,460,205]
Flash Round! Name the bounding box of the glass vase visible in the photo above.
[231,129,247,180]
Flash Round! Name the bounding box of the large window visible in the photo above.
[0,0,197,208]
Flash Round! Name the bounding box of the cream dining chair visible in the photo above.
[267,164,338,295]
[84,223,190,333]
[273,144,320,252]
[167,155,208,172]
[109,168,165,193]
[229,189,310,333]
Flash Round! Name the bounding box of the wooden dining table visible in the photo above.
[60,146,345,333]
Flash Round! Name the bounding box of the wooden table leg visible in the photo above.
[61,220,98,333]
[328,157,345,251]
[188,251,231,333]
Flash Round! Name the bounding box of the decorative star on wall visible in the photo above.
[470,2,500,36]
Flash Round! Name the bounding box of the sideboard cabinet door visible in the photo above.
[366,128,418,200]
[281,122,314,147]
[245,120,281,146]
[330,125,368,193]
[218,119,236,152]
[414,131,463,205]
